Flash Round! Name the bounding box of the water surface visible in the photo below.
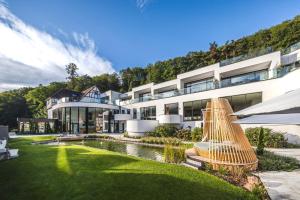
[73,140,164,162]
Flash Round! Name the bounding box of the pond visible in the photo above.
[72,140,165,162]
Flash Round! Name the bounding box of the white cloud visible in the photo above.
[136,0,151,11]
[0,3,115,92]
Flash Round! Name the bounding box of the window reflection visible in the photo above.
[140,106,156,120]
[165,103,179,115]
[221,70,268,87]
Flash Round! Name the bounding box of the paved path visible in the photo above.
[258,148,300,200]
[258,170,300,200]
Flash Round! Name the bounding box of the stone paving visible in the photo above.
[257,170,300,200]
[258,148,300,200]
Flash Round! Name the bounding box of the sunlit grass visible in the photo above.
[56,146,72,175]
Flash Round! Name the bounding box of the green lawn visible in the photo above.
[0,136,257,200]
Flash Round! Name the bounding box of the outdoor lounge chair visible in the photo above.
[8,149,19,158]
[0,139,7,150]
[0,139,19,159]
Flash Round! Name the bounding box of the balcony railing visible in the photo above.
[120,64,300,106]
[283,42,300,55]
[220,70,268,88]
[52,97,114,106]
[220,47,273,67]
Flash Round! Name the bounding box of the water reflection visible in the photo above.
[75,140,164,162]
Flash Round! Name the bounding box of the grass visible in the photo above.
[141,137,182,146]
[258,150,300,171]
[0,136,258,200]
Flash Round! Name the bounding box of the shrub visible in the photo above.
[123,132,141,139]
[251,184,267,200]
[164,144,187,163]
[218,166,230,176]
[203,163,213,172]
[146,125,178,137]
[141,137,182,146]
[83,135,115,140]
[164,144,175,163]
[245,127,288,148]
[230,167,247,183]
[256,128,264,155]
[257,151,300,171]
[191,127,203,141]
[123,131,129,137]
[176,128,191,140]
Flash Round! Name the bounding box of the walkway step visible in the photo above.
[182,162,200,170]
[186,158,203,167]
[182,158,203,170]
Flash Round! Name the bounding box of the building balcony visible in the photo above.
[220,70,268,88]
[53,97,115,106]
[220,47,273,67]
[114,114,132,121]
[157,114,181,124]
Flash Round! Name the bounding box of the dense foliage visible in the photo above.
[146,124,178,137]
[256,128,265,155]
[257,151,300,171]
[0,88,32,129]
[176,128,192,140]
[164,144,187,164]
[120,15,300,91]
[141,137,182,146]
[1,15,300,129]
[245,127,288,148]
[191,127,203,141]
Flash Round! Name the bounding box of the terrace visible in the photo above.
[120,62,300,105]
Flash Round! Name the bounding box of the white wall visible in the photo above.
[126,120,159,137]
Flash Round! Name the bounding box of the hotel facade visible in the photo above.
[45,43,300,141]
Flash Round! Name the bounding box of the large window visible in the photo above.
[88,108,96,133]
[133,108,137,119]
[165,103,179,115]
[221,70,268,88]
[139,92,152,102]
[184,78,214,94]
[79,107,86,133]
[183,99,209,121]
[95,108,104,132]
[71,107,79,133]
[140,106,156,120]
[224,92,262,112]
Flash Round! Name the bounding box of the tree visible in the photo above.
[209,41,220,64]
[256,128,265,155]
[92,73,120,92]
[0,88,32,130]
[65,63,79,89]
[73,75,93,92]
[25,82,67,118]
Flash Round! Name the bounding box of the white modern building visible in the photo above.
[47,42,300,140]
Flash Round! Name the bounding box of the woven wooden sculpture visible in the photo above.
[194,98,258,171]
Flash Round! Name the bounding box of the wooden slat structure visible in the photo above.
[194,98,258,171]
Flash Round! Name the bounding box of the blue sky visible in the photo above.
[0,0,300,91]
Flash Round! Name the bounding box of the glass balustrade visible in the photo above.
[120,62,300,105]
[220,70,268,88]
[283,42,300,55]
[220,47,273,67]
